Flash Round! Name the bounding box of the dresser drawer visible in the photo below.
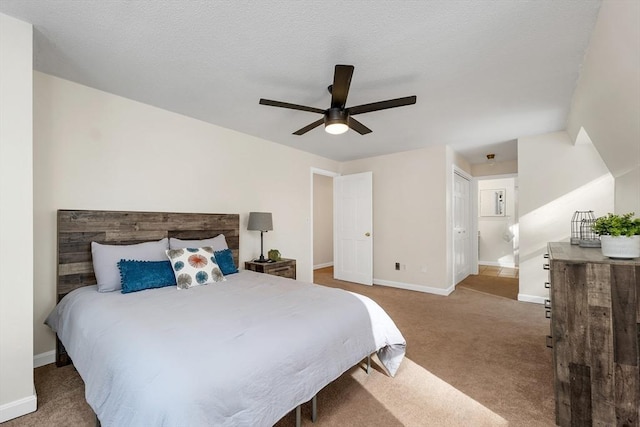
[266,264,295,279]
[245,258,296,280]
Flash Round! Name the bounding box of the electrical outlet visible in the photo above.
[395,262,400,271]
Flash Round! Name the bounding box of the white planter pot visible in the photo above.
[600,235,640,259]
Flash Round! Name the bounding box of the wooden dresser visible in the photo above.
[547,242,639,426]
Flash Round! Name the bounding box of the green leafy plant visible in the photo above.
[593,212,640,237]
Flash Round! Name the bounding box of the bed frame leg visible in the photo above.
[312,394,317,422]
[367,354,371,374]
[295,404,301,427]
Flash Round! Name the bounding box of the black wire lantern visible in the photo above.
[570,210,600,247]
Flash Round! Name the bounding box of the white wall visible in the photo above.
[471,160,518,177]
[33,72,340,356]
[341,145,451,294]
[0,13,36,422]
[615,167,640,214]
[477,177,517,267]
[567,0,640,214]
[313,174,333,268]
[518,131,614,303]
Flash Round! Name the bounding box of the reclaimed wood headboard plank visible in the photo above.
[57,209,240,300]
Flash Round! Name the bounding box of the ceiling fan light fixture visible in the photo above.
[324,108,349,135]
[325,122,349,135]
[259,65,417,136]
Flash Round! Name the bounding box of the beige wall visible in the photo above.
[518,131,614,302]
[471,160,518,177]
[313,174,333,268]
[341,145,451,293]
[33,72,340,356]
[0,13,36,421]
[452,150,472,175]
[567,0,639,213]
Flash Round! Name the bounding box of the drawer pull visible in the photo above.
[545,281,550,289]
[544,299,551,308]
[545,309,551,319]
[546,335,553,349]
[544,253,549,259]
[543,263,550,270]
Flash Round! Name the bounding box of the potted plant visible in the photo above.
[592,212,640,259]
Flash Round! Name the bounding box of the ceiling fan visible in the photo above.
[259,65,417,136]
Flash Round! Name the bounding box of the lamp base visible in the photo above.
[254,254,270,263]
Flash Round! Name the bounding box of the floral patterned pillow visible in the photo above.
[165,246,225,289]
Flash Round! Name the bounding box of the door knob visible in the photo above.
[365,232,371,237]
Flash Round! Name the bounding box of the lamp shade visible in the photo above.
[247,212,273,231]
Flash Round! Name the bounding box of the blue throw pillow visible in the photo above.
[214,249,238,275]
[118,260,176,294]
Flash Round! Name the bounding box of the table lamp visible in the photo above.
[247,212,273,263]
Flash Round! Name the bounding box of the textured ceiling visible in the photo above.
[0,0,602,163]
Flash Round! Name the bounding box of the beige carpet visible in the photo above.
[457,274,519,300]
[4,268,555,426]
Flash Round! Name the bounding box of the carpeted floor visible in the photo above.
[4,268,555,427]
[456,274,519,300]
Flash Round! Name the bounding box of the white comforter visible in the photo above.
[47,270,406,427]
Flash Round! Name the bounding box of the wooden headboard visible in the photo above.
[57,209,240,301]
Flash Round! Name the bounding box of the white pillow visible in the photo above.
[92,238,169,292]
[169,234,228,251]
[166,247,225,289]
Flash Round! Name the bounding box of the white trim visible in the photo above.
[374,278,455,296]
[517,294,546,304]
[0,391,37,423]
[452,166,477,284]
[453,165,473,181]
[34,350,55,368]
[313,262,333,270]
[478,261,517,268]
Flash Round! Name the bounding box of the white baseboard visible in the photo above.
[517,294,546,304]
[313,262,333,270]
[479,261,517,268]
[374,278,455,296]
[0,390,37,423]
[34,350,55,368]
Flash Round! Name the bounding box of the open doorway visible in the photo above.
[458,174,519,300]
[313,174,334,270]
[310,168,340,282]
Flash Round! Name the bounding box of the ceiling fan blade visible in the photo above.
[348,117,372,135]
[348,95,417,115]
[331,65,354,109]
[293,118,325,135]
[259,98,325,114]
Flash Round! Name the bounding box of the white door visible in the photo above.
[453,172,471,284]
[334,172,373,285]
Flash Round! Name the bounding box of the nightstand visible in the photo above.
[245,258,296,279]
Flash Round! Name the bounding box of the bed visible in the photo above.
[47,210,406,426]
